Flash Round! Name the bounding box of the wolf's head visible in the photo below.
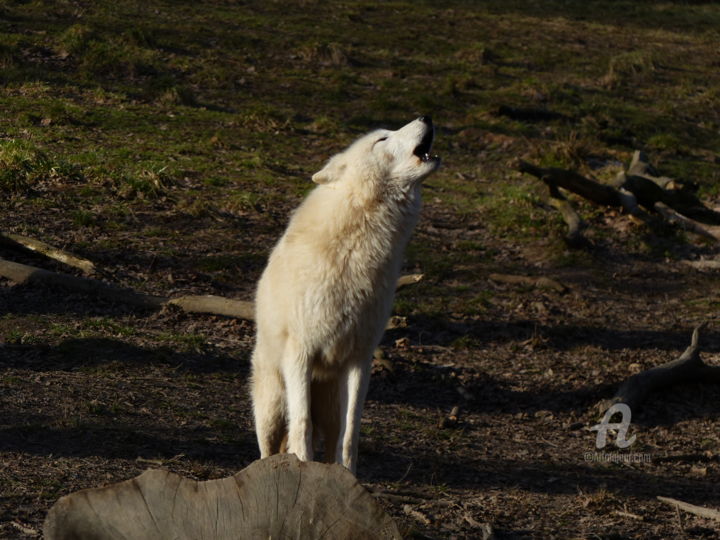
[312,116,440,188]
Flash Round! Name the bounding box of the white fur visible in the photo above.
[250,117,439,473]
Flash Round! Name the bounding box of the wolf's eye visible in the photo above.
[373,136,388,149]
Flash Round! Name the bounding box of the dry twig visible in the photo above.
[657,496,720,522]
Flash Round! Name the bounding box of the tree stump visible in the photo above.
[44,454,401,540]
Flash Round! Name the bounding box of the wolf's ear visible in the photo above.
[312,154,346,184]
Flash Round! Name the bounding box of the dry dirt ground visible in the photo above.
[3,197,720,539]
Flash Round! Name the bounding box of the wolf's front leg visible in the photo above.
[340,360,372,474]
[282,342,314,462]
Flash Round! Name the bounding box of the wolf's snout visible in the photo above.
[413,116,436,162]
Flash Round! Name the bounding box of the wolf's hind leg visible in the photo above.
[251,361,287,458]
[282,341,314,462]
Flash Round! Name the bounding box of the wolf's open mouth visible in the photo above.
[413,126,436,162]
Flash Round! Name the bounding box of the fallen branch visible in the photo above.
[683,259,720,271]
[627,150,675,189]
[0,257,421,321]
[518,154,720,244]
[654,202,720,243]
[517,160,628,209]
[657,496,720,522]
[600,324,720,412]
[0,257,164,309]
[396,273,424,289]
[168,294,254,319]
[627,151,720,225]
[0,231,96,274]
[403,504,431,526]
[546,183,586,246]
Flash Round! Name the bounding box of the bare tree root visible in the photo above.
[598,324,720,413]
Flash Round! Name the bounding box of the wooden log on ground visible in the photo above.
[0,257,421,321]
[627,151,674,189]
[167,294,255,319]
[0,257,164,309]
[44,454,401,540]
[0,231,96,274]
[654,202,720,243]
[600,324,720,412]
[624,151,720,225]
[546,183,586,247]
[517,160,630,209]
[518,155,720,242]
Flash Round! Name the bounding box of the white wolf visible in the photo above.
[251,116,440,473]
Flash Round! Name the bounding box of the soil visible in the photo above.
[2,191,720,539]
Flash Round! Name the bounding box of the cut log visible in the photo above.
[600,324,720,412]
[0,232,96,274]
[44,454,401,540]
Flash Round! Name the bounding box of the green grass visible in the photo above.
[0,139,81,193]
[1,0,719,320]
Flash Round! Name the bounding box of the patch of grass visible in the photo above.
[157,332,207,353]
[3,329,39,345]
[647,133,684,153]
[72,210,96,227]
[603,50,657,89]
[110,164,175,200]
[484,181,548,236]
[0,139,81,193]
